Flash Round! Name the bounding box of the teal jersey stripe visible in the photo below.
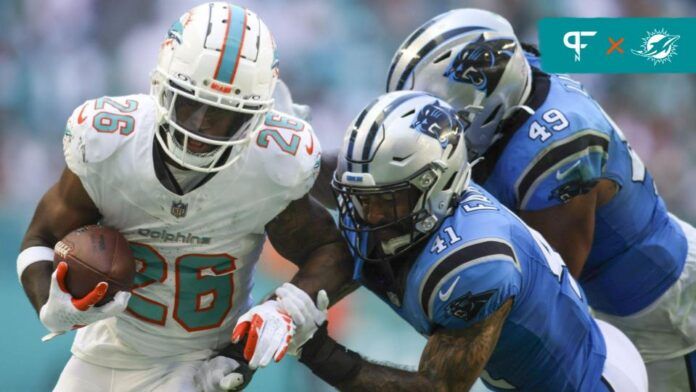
[214,5,246,83]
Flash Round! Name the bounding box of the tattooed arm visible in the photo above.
[266,194,357,302]
[300,299,513,391]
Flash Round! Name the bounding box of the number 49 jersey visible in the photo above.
[478,69,687,316]
[353,185,607,391]
[62,94,321,369]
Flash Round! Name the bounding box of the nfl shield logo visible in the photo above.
[170,201,188,218]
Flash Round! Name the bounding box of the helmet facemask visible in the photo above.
[152,70,268,172]
[333,166,444,263]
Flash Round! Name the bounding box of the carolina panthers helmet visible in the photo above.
[151,2,278,172]
[332,91,471,262]
[386,9,531,159]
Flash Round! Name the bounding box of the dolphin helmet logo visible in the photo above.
[167,18,186,45]
[411,100,461,149]
[443,36,516,96]
[632,29,680,65]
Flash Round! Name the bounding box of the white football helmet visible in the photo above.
[332,91,471,261]
[386,9,532,159]
[151,2,278,172]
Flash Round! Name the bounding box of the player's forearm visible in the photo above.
[298,323,434,391]
[20,261,53,314]
[291,241,357,303]
[335,361,432,392]
[20,216,60,314]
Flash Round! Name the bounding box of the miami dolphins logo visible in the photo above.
[411,100,460,148]
[631,29,680,65]
[443,35,515,96]
[167,20,184,45]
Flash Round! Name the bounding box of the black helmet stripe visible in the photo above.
[359,91,426,172]
[386,16,442,91]
[393,26,491,91]
[346,97,380,172]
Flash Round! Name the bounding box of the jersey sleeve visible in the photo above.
[62,95,153,205]
[422,239,522,330]
[258,112,322,201]
[514,129,610,211]
[63,95,148,173]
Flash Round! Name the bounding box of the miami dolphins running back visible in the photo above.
[386,8,696,391]
[236,92,647,391]
[16,3,351,391]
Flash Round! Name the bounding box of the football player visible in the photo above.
[237,92,648,390]
[381,9,696,391]
[16,3,352,391]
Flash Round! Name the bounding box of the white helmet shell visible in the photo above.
[334,91,471,260]
[386,9,531,158]
[151,2,279,172]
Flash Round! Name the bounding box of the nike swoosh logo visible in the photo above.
[438,276,460,302]
[556,160,582,181]
[305,132,315,155]
[77,104,88,125]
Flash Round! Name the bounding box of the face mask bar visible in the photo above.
[332,167,440,263]
[151,69,273,172]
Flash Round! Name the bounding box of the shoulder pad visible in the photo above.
[253,110,321,200]
[420,237,521,329]
[511,126,610,211]
[63,94,156,175]
[491,80,613,210]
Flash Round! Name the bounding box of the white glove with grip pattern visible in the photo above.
[275,283,329,356]
[39,261,131,341]
[231,300,294,369]
[194,356,246,392]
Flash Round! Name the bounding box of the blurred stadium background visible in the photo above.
[1,0,695,390]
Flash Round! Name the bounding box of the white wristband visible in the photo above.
[17,246,54,283]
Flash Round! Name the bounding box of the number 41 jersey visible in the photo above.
[353,185,607,391]
[478,69,687,316]
[62,94,321,369]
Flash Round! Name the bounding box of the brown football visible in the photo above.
[53,225,135,306]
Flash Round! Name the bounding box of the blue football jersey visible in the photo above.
[348,185,607,391]
[476,69,687,316]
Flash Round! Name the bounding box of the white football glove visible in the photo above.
[39,262,131,341]
[275,283,329,356]
[194,356,246,392]
[231,300,295,369]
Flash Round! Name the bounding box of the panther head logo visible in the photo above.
[411,100,460,149]
[443,35,516,96]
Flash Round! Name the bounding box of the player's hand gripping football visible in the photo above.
[231,300,295,369]
[39,262,131,341]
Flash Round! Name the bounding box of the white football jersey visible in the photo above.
[62,94,321,369]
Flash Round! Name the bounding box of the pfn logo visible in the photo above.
[563,31,597,61]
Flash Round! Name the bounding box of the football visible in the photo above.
[53,225,135,306]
